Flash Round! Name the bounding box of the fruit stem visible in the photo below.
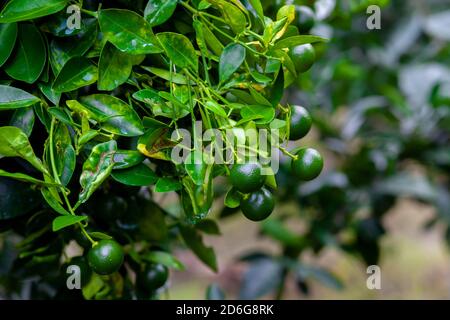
[278,146,298,160]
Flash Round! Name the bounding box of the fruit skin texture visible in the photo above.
[230,163,265,194]
[292,148,323,181]
[290,44,316,73]
[138,264,169,292]
[296,5,315,33]
[87,239,124,275]
[240,187,275,221]
[289,105,312,140]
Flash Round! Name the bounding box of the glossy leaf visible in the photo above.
[185,152,208,186]
[113,150,145,169]
[204,100,228,117]
[248,0,264,23]
[53,123,75,186]
[98,9,162,54]
[0,0,69,23]
[157,32,198,71]
[52,57,98,92]
[142,251,185,270]
[79,140,117,204]
[207,0,246,34]
[48,107,74,126]
[4,24,46,84]
[78,94,144,137]
[98,42,136,91]
[0,169,57,187]
[0,126,47,174]
[141,66,192,85]
[10,107,35,137]
[0,85,40,109]
[41,187,70,216]
[111,163,158,186]
[224,187,241,208]
[144,0,178,27]
[0,23,17,66]
[219,43,246,83]
[155,177,182,192]
[52,215,87,231]
[273,35,328,50]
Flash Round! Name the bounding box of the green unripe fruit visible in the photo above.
[240,187,275,221]
[289,105,312,140]
[87,239,124,275]
[290,44,316,74]
[230,163,266,194]
[138,263,169,292]
[296,5,315,33]
[291,148,323,181]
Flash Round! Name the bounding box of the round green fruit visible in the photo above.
[87,239,124,275]
[296,5,315,33]
[289,105,312,140]
[290,44,316,74]
[240,187,275,221]
[230,163,265,194]
[138,263,169,292]
[291,148,323,181]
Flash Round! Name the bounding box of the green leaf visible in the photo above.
[0,23,17,66]
[53,123,75,186]
[144,0,178,27]
[10,107,35,136]
[273,35,328,50]
[224,187,241,208]
[155,177,182,192]
[98,9,162,54]
[157,32,198,72]
[111,163,158,186]
[219,43,246,83]
[249,86,272,106]
[204,100,228,117]
[0,85,40,109]
[179,225,218,272]
[48,107,74,126]
[4,24,46,84]
[41,188,71,215]
[142,251,185,270]
[52,57,98,92]
[52,215,87,232]
[113,150,145,169]
[90,232,113,240]
[78,94,144,137]
[248,0,264,24]
[38,82,61,106]
[260,219,302,247]
[207,0,246,34]
[0,0,69,23]
[185,151,207,186]
[79,140,117,204]
[0,177,40,220]
[141,66,192,85]
[196,219,221,235]
[240,105,275,124]
[98,42,137,91]
[0,126,48,174]
[0,169,57,186]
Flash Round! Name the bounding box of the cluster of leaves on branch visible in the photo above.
[0,0,326,299]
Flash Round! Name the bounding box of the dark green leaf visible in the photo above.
[0,177,40,220]
[4,24,46,84]
[79,140,117,204]
[48,107,74,126]
[240,105,275,124]
[155,177,182,192]
[0,22,17,66]
[41,187,71,215]
[98,9,162,54]
[52,57,98,92]
[111,163,158,186]
[179,224,218,272]
[0,85,39,109]
[113,150,145,169]
[78,94,144,137]
[144,0,178,27]
[52,215,87,231]
[53,123,75,186]
[142,66,192,84]
[239,258,282,299]
[10,107,35,136]
[157,32,198,71]
[0,0,69,23]
[219,43,245,83]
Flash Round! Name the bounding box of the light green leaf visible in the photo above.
[0,169,57,186]
[41,188,71,215]
[240,105,275,124]
[273,35,328,50]
[219,43,246,83]
[157,32,198,72]
[141,66,192,85]
[142,251,185,270]
[0,85,40,109]
[52,215,87,231]
[0,126,47,174]
[78,140,117,204]
[207,0,246,34]
[155,177,182,192]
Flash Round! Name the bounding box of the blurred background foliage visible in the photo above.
[1,0,450,299]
